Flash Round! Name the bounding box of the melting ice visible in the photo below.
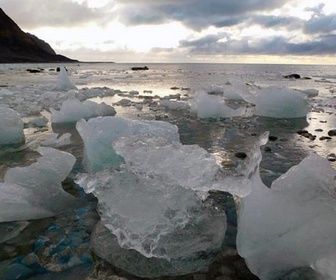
[254,87,308,118]
[75,117,235,276]
[0,106,25,145]
[237,136,336,279]
[50,98,116,124]
[56,66,77,90]
[0,147,80,222]
[76,116,180,172]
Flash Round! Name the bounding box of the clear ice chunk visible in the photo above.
[0,147,80,222]
[113,136,220,191]
[56,66,77,90]
[237,151,336,279]
[190,90,246,119]
[76,116,180,172]
[78,168,226,277]
[50,98,116,124]
[0,106,25,145]
[254,87,308,118]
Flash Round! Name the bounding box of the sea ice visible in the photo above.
[77,167,226,277]
[298,88,319,98]
[113,136,219,191]
[50,98,116,124]
[190,90,246,119]
[0,106,25,145]
[254,87,308,118]
[56,66,77,90]
[75,132,272,277]
[113,135,252,197]
[76,116,180,172]
[0,147,80,222]
[237,151,336,279]
[41,133,72,148]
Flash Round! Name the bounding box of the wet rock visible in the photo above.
[284,73,301,79]
[296,129,316,140]
[221,160,236,168]
[268,135,278,141]
[309,135,316,140]
[56,67,68,72]
[296,129,308,135]
[26,69,42,73]
[328,129,336,136]
[131,66,148,71]
[327,153,336,162]
[235,152,247,159]
[264,147,272,152]
[319,136,332,141]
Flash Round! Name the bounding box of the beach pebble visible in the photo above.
[264,146,272,152]
[296,129,308,135]
[327,153,336,162]
[319,136,332,141]
[297,129,316,140]
[268,135,278,141]
[235,152,247,159]
[221,160,236,168]
[328,129,336,136]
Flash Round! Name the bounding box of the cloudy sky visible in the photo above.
[2,0,336,63]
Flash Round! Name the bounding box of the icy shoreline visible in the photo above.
[0,63,336,279]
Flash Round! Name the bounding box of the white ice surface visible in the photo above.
[190,90,247,119]
[50,98,116,124]
[56,66,77,90]
[254,87,308,118]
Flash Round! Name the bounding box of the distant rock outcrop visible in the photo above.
[0,8,77,63]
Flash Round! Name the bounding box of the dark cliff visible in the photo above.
[0,8,77,63]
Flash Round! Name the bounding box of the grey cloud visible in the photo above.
[304,3,325,17]
[304,14,336,34]
[250,15,302,30]
[180,34,336,55]
[1,0,114,29]
[116,0,290,30]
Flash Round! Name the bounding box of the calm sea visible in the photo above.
[0,62,336,279]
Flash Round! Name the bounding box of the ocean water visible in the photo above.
[0,63,336,279]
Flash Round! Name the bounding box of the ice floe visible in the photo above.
[56,66,77,90]
[0,147,80,222]
[50,98,116,124]
[0,106,25,145]
[190,90,247,119]
[254,87,308,118]
[237,144,336,279]
[76,116,180,172]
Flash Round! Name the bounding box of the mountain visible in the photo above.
[0,8,77,63]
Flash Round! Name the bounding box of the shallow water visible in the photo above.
[0,63,336,279]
